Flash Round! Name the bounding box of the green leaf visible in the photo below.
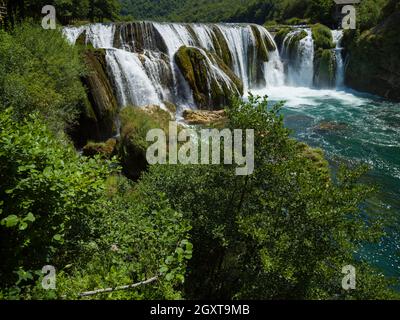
[1,215,19,228]
[159,266,169,274]
[19,221,28,231]
[165,272,174,281]
[24,212,36,223]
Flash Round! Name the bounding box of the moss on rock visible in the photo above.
[118,105,173,180]
[311,24,335,88]
[311,24,335,50]
[313,48,335,88]
[71,49,119,148]
[274,27,292,50]
[250,24,273,61]
[163,101,177,115]
[211,25,233,68]
[82,138,117,158]
[174,46,243,110]
[345,10,400,101]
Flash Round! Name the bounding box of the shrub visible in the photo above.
[136,95,398,299]
[0,108,111,292]
[0,108,192,299]
[312,23,334,50]
[0,23,87,133]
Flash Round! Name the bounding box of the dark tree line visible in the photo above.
[1,0,120,28]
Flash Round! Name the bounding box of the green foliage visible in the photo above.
[311,23,334,50]
[136,95,398,299]
[0,23,87,133]
[4,0,121,25]
[305,0,334,26]
[0,108,191,299]
[358,0,389,32]
[55,176,191,300]
[119,0,332,26]
[118,106,171,179]
[284,17,311,25]
[0,108,111,290]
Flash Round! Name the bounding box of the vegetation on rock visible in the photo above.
[311,23,335,88]
[76,49,119,146]
[82,138,117,158]
[344,0,400,101]
[118,106,171,180]
[174,46,243,110]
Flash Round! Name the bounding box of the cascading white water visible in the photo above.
[62,23,351,111]
[332,30,345,88]
[281,28,314,87]
[105,49,161,107]
[63,22,281,109]
[264,50,285,87]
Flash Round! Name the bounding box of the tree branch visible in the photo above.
[79,276,159,297]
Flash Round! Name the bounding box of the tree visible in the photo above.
[0,108,111,290]
[0,109,192,299]
[136,95,398,299]
[0,23,87,133]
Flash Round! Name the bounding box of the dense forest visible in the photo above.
[120,0,386,28]
[1,0,400,300]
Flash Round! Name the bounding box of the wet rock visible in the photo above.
[313,121,348,133]
[174,46,243,110]
[183,109,227,126]
[118,105,172,180]
[71,49,119,147]
[345,10,400,101]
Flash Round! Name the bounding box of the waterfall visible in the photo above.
[332,30,345,88]
[281,28,314,87]
[265,50,285,87]
[63,22,280,109]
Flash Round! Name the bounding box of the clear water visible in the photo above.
[251,86,400,279]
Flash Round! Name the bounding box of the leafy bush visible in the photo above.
[0,108,192,299]
[55,175,192,300]
[0,108,111,292]
[136,95,398,299]
[0,23,88,133]
[312,23,334,50]
[118,106,171,180]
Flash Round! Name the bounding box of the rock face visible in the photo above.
[313,121,348,133]
[183,109,227,126]
[345,11,400,101]
[174,46,243,110]
[82,138,117,158]
[73,49,119,147]
[311,24,336,88]
[118,105,172,180]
